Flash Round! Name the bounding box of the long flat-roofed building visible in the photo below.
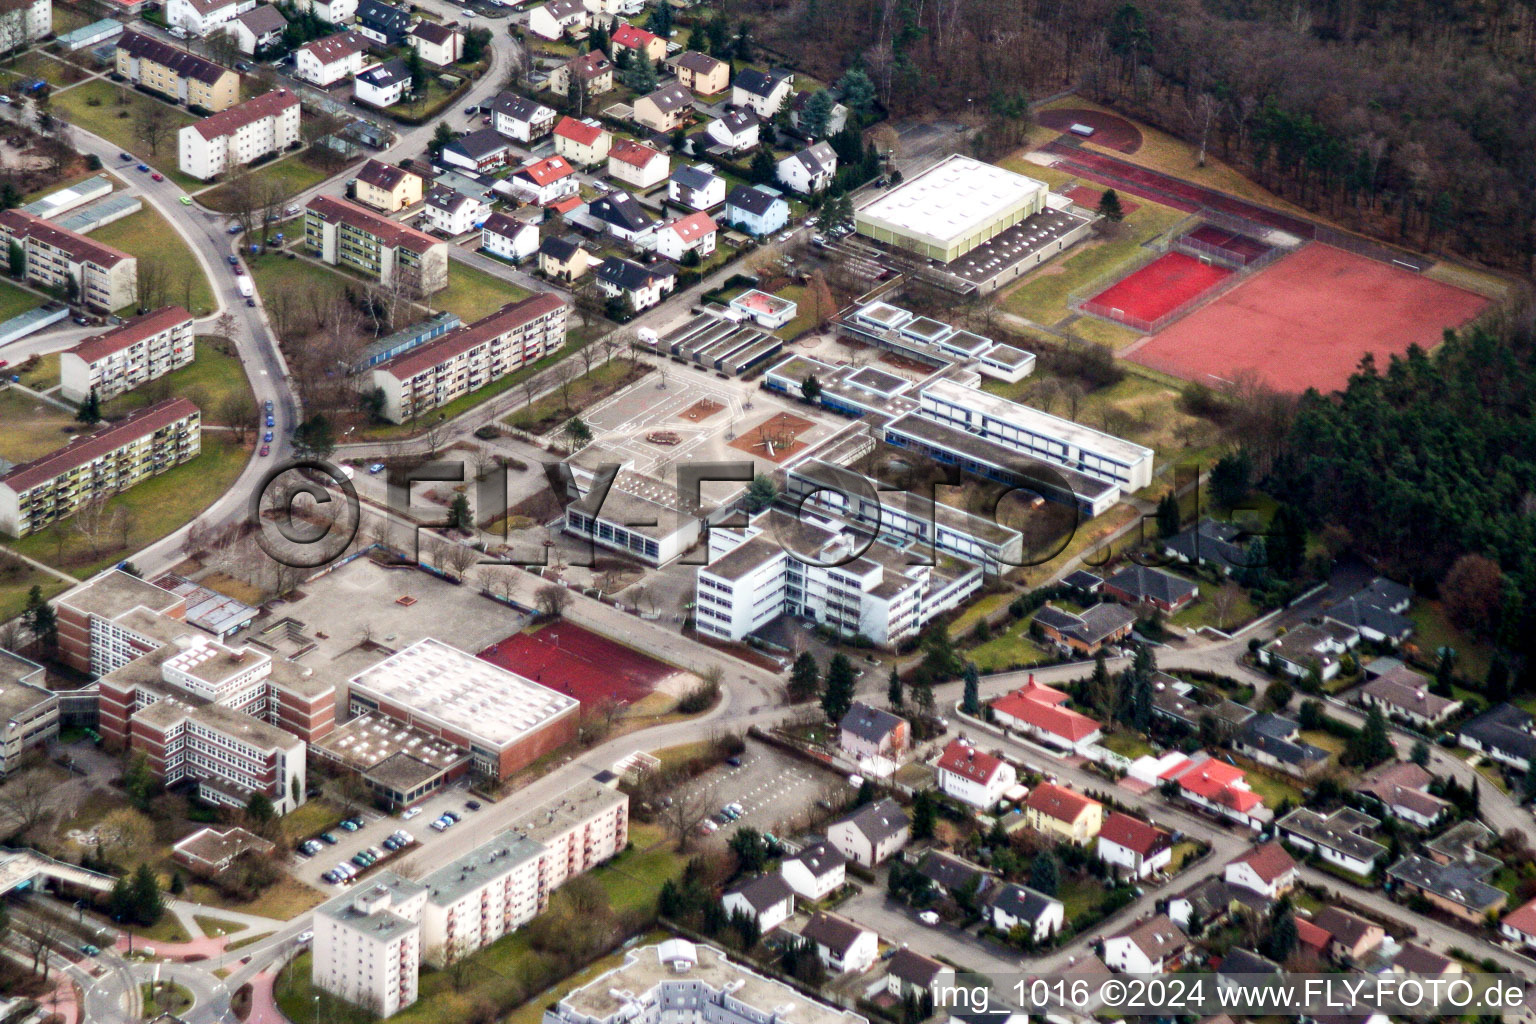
[178,87,301,181]
[0,650,58,774]
[370,293,567,423]
[53,569,187,676]
[0,208,137,312]
[0,398,200,539]
[59,306,194,403]
[304,195,449,293]
[854,154,1047,263]
[347,638,580,780]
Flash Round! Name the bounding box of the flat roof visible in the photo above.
[506,778,627,848]
[314,872,424,942]
[151,574,256,636]
[922,378,1153,466]
[348,638,578,749]
[884,413,1119,502]
[855,154,1045,247]
[422,832,543,906]
[0,653,51,719]
[57,569,181,621]
[312,711,466,773]
[0,649,45,690]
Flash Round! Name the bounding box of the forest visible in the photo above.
[737,0,1536,269]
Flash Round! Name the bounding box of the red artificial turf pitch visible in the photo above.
[1065,186,1140,217]
[478,621,674,707]
[1128,243,1490,393]
[1038,108,1144,153]
[1183,224,1272,265]
[1084,251,1233,328]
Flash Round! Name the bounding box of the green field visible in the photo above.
[49,80,203,189]
[0,389,82,463]
[431,262,532,322]
[0,561,67,627]
[90,208,216,316]
[0,279,44,321]
[505,358,649,435]
[13,352,60,390]
[1236,766,1303,810]
[102,343,251,418]
[198,153,339,212]
[5,50,89,87]
[1170,584,1257,633]
[10,435,249,577]
[966,617,1053,673]
[1408,600,1493,682]
[1099,730,1155,759]
[247,251,351,308]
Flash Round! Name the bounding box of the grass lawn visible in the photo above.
[967,621,1052,673]
[504,358,649,435]
[503,932,670,1024]
[14,352,59,389]
[1058,877,1107,920]
[193,915,249,937]
[129,915,191,943]
[949,591,1011,639]
[1099,730,1155,759]
[141,980,194,1016]
[280,797,347,841]
[589,824,685,916]
[1169,840,1204,873]
[225,930,274,952]
[1477,761,1510,794]
[998,154,1083,191]
[91,208,216,316]
[185,875,325,919]
[49,79,203,189]
[101,343,251,418]
[1406,601,1492,683]
[198,153,339,212]
[997,200,1188,327]
[1424,261,1511,301]
[771,283,819,340]
[0,389,84,463]
[1171,586,1257,633]
[10,435,249,577]
[7,51,89,87]
[430,262,532,322]
[0,278,44,321]
[1067,314,1144,350]
[385,77,459,121]
[1299,729,1348,758]
[247,251,350,309]
[1236,766,1303,810]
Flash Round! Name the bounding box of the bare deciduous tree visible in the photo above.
[535,583,572,619]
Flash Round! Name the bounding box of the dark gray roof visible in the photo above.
[917,851,989,894]
[888,948,947,987]
[836,797,909,845]
[235,4,288,33]
[425,186,476,213]
[801,911,868,955]
[1385,854,1506,913]
[839,701,904,744]
[734,67,791,97]
[987,881,1059,922]
[357,57,410,88]
[717,107,758,133]
[1106,564,1199,605]
[445,127,509,161]
[1035,602,1137,647]
[539,235,580,261]
[1164,518,1251,573]
[1062,569,1103,591]
[492,91,553,123]
[671,165,719,191]
[642,82,693,113]
[357,0,410,32]
[784,141,836,175]
[596,257,673,290]
[588,191,652,233]
[1234,713,1329,769]
[726,872,794,913]
[785,839,846,878]
[1219,948,1280,976]
[1460,702,1536,763]
[726,184,783,217]
[1324,593,1414,640]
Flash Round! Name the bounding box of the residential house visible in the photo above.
[1096,812,1172,880]
[1459,702,1536,771]
[1062,569,1103,594]
[779,839,846,901]
[801,912,877,975]
[1323,577,1414,645]
[935,739,1015,809]
[583,0,643,16]
[114,31,240,111]
[224,4,287,53]
[595,257,674,311]
[723,184,787,236]
[0,211,137,314]
[440,129,509,173]
[177,87,301,181]
[777,141,837,194]
[668,50,728,94]
[731,67,793,117]
[827,798,908,867]
[60,307,194,403]
[167,0,256,38]
[633,82,695,132]
[538,235,593,282]
[1357,762,1451,829]
[549,50,613,98]
[986,882,1064,943]
[1500,897,1536,950]
[298,0,355,22]
[1163,518,1252,575]
[1223,842,1298,898]
[492,92,556,143]
[1310,906,1385,963]
[1167,877,1258,932]
[553,116,610,167]
[353,58,412,107]
[668,165,724,210]
[885,950,954,1002]
[1173,755,1267,830]
[1103,564,1199,613]
[421,186,487,236]
[480,211,538,262]
[653,211,716,261]
[788,90,848,137]
[1022,782,1103,844]
[353,159,422,212]
[989,677,1102,754]
[1216,949,1280,1002]
[587,191,655,246]
[527,0,587,39]
[722,873,794,933]
[1358,665,1460,728]
[1258,622,1357,681]
[1232,713,1330,778]
[407,19,462,65]
[354,0,410,44]
[705,108,759,153]
[610,23,665,63]
[1389,943,1460,980]
[1031,602,1136,656]
[294,31,369,86]
[916,851,991,899]
[509,156,579,205]
[838,702,908,762]
[1386,853,1506,924]
[608,138,669,189]
[1295,917,1332,960]
[1103,915,1186,974]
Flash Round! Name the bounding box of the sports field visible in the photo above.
[1127,243,1489,393]
[1083,251,1233,329]
[477,621,677,708]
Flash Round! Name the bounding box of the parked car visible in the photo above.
[151,173,163,181]
[262,431,273,443]
[136,164,149,172]
[442,810,460,823]
[119,153,132,161]
[319,832,338,844]
[918,911,940,926]
[401,806,421,819]
[80,945,100,956]
[465,800,481,811]
[368,462,386,474]
[339,820,358,832]
[321,871,339,884]
[179,196,192,205]
[266,415,275,427]
[259,445,270,456]
[226,255,239,266]
[297,930,313,943]
[726,756,743,767]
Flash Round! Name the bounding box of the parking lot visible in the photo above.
[684,741,846,844]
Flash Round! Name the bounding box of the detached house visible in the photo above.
[1259,622,1356,680]
[1358,665,1460,728]
[422,186,487,236]
[731,66,793,117]
[407,19,462,65]
[1357,761,1451,828]
[723,873,794,933]
[1023,782,1103,844]
[669,165,724,210]
[442,128,512,172]
[989,677,1102,754]
[1164,517,1252,575]
[480,211,538,262]
[1104,914,1186,974]
[789,90,848,137]
[1500,897,1536,951]
[539,236,593,282]
[595,257,675,311]
[838,702,908,762]
[668,50,728,94]
[550,50,613,98]
[527,0,587,39]
[607,138,669,189]
[1310,906,1385,963]
[886,950,954,1002]
[779,839,846,901]
[985,882,1064,943]
[935,739,1014,809]
[1459,702,1536,771]
[1324,577,1414,645]
[827,798,908,867]
[706,108,760,153]
[587,191,655,246]
[1103,564,1199,613]
[1232,713,1330,778]
[1173,755,1267,830]
[1096,812,1172,879]
[1031,602,1136,656]
[294,31,369,86]
[353,58,412,107]
[510,156,579,205]
[777,141,837,194]
[167,0,256,38]
[653,211,716,261]
[492,92,556,143]
[225,4,287,53]
[801,912,877,975]
[353,159,422,212]
[633,82,694,132]
[724,184,788,236]
[1223,842,1297,898]
[354,0,410,45]
[553,116,610,167]
[610,23,666,63]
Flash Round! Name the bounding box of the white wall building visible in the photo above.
[421,187,487,236]
[934,738,1015,809]
[314,875,427,1018]
[0,0,52,50]
[177,88,301,181]
[166,0,254,36]
[60,306,194,403]
[1095,812,1172,880]
[827,799,909,867]
[723,874,794,934]
[480,211,539,262]
[295,31,368,86]
[780,840,846,901]
[776,142,837,195]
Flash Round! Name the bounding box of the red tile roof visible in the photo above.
[516,155,575,186]
[305,195,441,254]
[1024,781,1100,824]
[991,680,1102,743]
[935,739,1007,785]
[1098,812,1169,856]
[664,211,716,243]
[190,88,298,141]
[546,195,584,214]
[1227,842,1296,884]
[0,209,132,268]
[1295,917,1332,951]
[1178,758,1262,813]
[610,23,659,50]
[0,398,198,492]
[554,116,605,147]
[609,138,663,168]
[69,306,192,364]
[1503,897,1536,938]
[377,293,566,380]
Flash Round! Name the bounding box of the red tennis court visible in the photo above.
[1128,243,1489,393]
[477,621,676,708]
[1083,251,1233,330]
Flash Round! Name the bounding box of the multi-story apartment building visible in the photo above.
[315,781,628,1017]
[0,398,199,539]
[304,195,448,292]
[166,0,255,36]
[0,209,136,312]
[59,306,194,403]
[114,30,240,111]
[0,0,52,53]
[694,509,982,648]
[370,292,566,422]
[294,30,368,85]
[352,159,422,212]
[177,88,301,181]
[0,650,59,775]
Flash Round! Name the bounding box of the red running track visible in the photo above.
[1085,251,1233,327]
[478,621,675,707]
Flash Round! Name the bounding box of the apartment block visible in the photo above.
[370,292,566,423]
[178,88,301,181]
[0,398,199,539]
[0,650,59,775]
[314,874,426,1018]
[59,306,194,403]
[0,0,52,52]
[0,209,137,312]
[304,195,448,293]
[114,30,240,111]
[166,0,255,36]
